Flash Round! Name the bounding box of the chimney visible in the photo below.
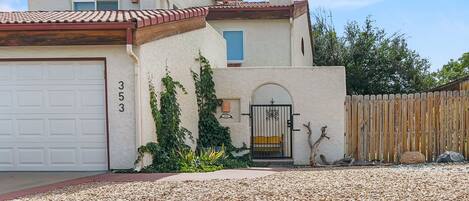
[269,0,294,6]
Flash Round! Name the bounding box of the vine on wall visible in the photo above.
[135,70,192,172]
[192,52,233,150]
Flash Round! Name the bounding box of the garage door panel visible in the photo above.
[16,90,44,107]
[81,147,107,165]
[49,148,77,165]
[49,119,76,136]
[46,65,76,80]
[81,118,106,136]
[0,114,105,138]
[0,144,107,171]
[0,60,107,171]
[15,65,44,80]
[0,119,13,136]
[17,147,46,165]
[48,90,75,108]
[0,66,11,80]
[77,64,105,80]
[0,148,14,166]
[0,90,12,107]
[17,119,45,136]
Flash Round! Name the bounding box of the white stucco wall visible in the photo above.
[139,0,215,9]
[208,19,291,67]
[0,45,137,169]
[29,0,142,11]
[292,14,313,66]
[138,23,226,153]
[252,84,293,105]
[269,0,294,5]
[28,0,71,11]
[170,0,214,8]
[213,67,346,165]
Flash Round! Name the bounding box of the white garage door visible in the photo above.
[0,60,108,171]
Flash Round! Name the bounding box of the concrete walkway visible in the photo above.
[0,172,103,195]
[159,168,278,181]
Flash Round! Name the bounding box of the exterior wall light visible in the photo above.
[220,100,233,119]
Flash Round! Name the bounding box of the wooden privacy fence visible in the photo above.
[345,91,469,163]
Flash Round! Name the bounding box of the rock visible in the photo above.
[400,151,426,164]
[436,151,465,163]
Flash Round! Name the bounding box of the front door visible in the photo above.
[250,104,292,159]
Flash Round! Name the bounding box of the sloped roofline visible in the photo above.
[0,8,208,46]
[207,1,308,20]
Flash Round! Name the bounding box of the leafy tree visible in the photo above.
[432,52,469,85]
[312,11,435,94]
[192,52,233,150]
[312,9,344,66]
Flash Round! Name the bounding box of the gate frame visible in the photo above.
[250,104,294,159]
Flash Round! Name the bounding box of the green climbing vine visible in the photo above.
[192,52,233,150]
[135,57,250,173]
[135,70,192,172]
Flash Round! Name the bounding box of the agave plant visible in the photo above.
[199,145,226,165]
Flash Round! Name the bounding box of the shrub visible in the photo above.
[178,146,225,173]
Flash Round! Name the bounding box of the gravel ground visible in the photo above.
[17,163,469,201]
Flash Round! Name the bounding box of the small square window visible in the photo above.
[97,1,119,10]
[223,31,244,62]
[74,2,95,11]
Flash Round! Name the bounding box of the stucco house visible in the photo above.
[0,0,345,171]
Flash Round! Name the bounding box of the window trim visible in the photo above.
[72,0,120,11]
[222,29,245,64]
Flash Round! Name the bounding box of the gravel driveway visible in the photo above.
[16,164,469,201]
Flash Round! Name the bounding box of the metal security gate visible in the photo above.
[250,104,293,159]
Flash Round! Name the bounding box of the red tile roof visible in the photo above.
[0,8,208,28]
[210,2,292,9]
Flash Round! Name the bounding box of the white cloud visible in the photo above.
[0,2,14,11]
[0,0,26,12]
[310,0,384,9]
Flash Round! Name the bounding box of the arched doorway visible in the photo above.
[250,84,293,159]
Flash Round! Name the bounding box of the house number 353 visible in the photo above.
[118,81,125,112]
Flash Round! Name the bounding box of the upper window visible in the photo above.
[223,31,244,62]
[73,0,118,11]
[74,1,95,11]
[97,1,119,10]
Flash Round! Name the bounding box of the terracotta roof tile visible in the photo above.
[0,8,208,28]
[210,1,291,9]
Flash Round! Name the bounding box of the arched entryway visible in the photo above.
[250,84,293,159]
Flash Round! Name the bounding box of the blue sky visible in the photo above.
[1,0,468,71]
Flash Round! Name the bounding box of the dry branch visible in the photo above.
[303,122,329,167]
